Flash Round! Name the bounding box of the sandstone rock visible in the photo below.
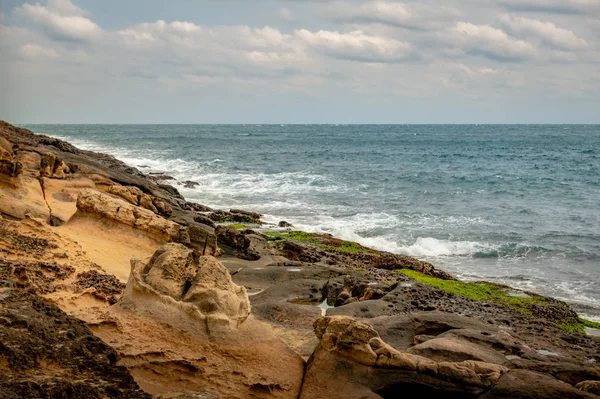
[576,380,600,395]
[0,174,49,220]
[76,189,189,243]
[107,184,143,205]
[480,369,596,399]
[407,336,507,364]
[181,180,199,188]
[230,208,262,220]
[139,193,159,213]
[301,316,509,398]
[182,256,250,324]
[41,177,96,223]
[144,243,196,300]
[152,197,172,217]
[123,243,250,330]
[14,151,40,174]
[40,153,70,178]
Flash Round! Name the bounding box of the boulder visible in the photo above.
[75,189,189,243]
[123,243,250,330]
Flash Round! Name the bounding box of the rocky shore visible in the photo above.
[1,119,600,398]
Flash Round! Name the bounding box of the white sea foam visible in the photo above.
[396,237,494,257]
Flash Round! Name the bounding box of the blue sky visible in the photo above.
[1,0,599,123]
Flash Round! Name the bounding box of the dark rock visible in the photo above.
[279,221,293,228]
[158,183,184,199]
[0,289,150,399]
[75,270,125,304]
[181,180,200,189]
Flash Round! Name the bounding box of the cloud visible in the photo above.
[324,1,462,30]
[277,8,296,22]
[15,0,102,41]
[295,29,415,62]
[497,0,600,15]
[448,22,536,61]
[500,15,588,50]
[18,43,59,60]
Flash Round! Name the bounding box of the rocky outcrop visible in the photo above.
[75,243,305,398]
[0,289,150,399]
[123,243,250,330]
[300,316,596,399]
[75,189,189,244]
[107,184,173,217]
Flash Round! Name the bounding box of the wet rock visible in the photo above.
[278,220,293,228]
[181,180,200,188]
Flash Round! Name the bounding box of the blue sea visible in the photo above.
[24,124,600,317]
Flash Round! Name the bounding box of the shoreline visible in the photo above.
[34,126,600,319]
[2,119,600,398]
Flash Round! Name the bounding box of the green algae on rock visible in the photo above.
[265,230,379,255]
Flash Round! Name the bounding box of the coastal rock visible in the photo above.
[480,370,597,399]
[0,289,150,399]
[181,180,200,188]
[107,184,143,205]
[127,243,251,327]
[576,381,600,395]
[77,243,304,398]
[41,176,96,224]
[40,153,70,178]
[301,316,508,398]
[75,189,189,243]
[0,174,50,220]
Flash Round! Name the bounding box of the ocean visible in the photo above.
[24,124,600,317]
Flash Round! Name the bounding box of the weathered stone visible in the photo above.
[182,256,251,324]
[75,189,189,243]
[107,184,142,205]
[576,380,600,395]
[144,243,196,300]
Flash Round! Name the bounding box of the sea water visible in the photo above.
[24,124,600,316]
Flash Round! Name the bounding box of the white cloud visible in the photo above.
[497,0,600,15]
[277,8,296,22]
[47,0,87,16]
[500,15,588,50]
[295,29,414,62]
[324,1,462,30]
[16,0,102,41]
[448,22,536,61]
[18,43,59,60]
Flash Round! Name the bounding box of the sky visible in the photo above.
[0,0,599,123]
